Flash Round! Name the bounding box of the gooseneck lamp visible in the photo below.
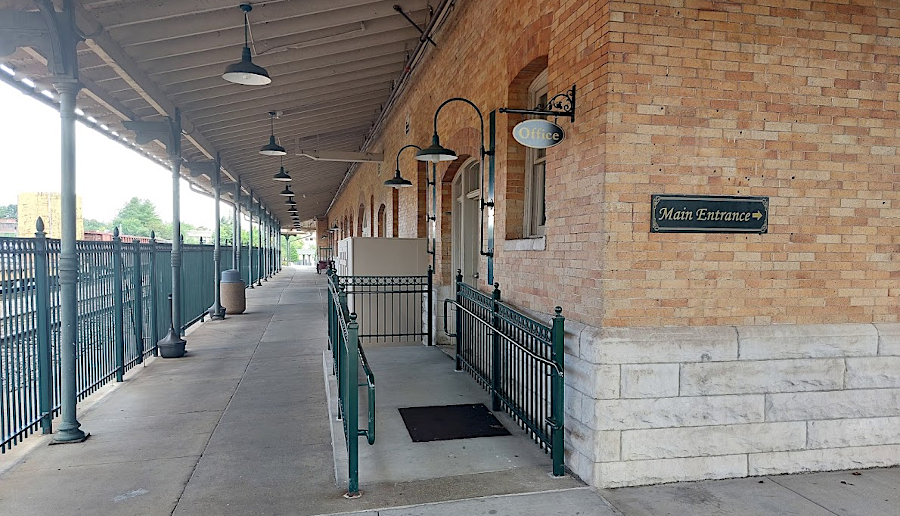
[222,4,271,86]
[384,144,421,188]
[415,98,488,162]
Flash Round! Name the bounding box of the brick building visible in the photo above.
[16,192,84,240]
[322,0,900,488]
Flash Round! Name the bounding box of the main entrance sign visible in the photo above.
[651,195,769,233]
[512,119,565,149]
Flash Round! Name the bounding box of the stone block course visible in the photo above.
[845,357,900,389]
[765,389,900,422]
[595,394,765,431]
[749,445,900,476]
[680,359,844,395]
[620,364,679,398]
[597,455,748,489]
[807,417,900,449]
[736,324,878,360]
[621,422,806,461]
[583,326,738,365]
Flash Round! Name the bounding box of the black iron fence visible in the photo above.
[444,272,565,476]
[0,233,241,453]
[335,269,433,345]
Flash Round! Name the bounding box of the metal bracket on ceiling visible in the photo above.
[393,5,437,47]
[297,149,384,163]
[498,84,577,123]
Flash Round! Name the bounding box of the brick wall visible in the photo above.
[326,0,900,488]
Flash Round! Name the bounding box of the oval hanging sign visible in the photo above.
[512,119,565,149]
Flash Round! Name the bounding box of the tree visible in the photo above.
[282,235,299,263]
[0,204,16,219]
[112,198,169,239]
[219,216,250,246]
[84,218,108,232]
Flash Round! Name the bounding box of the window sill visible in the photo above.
[503,236,546,252]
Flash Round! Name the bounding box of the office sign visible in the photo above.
[512,119,565,149]
[651,195,768,233]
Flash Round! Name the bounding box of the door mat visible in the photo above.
[398,403,511,442]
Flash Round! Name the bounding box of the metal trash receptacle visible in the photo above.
[220,269,246,314]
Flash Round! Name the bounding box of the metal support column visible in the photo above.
[234,177,241,273]
[248,194,255,288]
[169,112,184,335]
[54,79,87,443]
[211,154,225,319]
[256,209,263,286]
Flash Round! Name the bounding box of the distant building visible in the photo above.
[16,192,83,239]
[0,218,15,237]
[83,231,151,244]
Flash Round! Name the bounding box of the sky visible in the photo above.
[0,79,224,228]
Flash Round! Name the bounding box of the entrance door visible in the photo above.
[452,161,481,285]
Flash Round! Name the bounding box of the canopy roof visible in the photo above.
[0,0,446,229]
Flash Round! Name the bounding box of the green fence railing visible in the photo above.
[0,232,247,453]
[444,273,566,476]
[326,270,375,498]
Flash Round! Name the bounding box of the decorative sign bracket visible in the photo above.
[499,84,576,122]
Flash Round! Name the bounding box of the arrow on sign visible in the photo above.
[752,211,763,220]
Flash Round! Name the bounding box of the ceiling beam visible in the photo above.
[72,2,239,183]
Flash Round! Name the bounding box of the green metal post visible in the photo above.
[490,283,501,411]
[455,269,462,371]
[169,110,184,336]
[113,228,125,382]
[54,72,87,443]
[346,312,360,497]
[211,155,225,319]
[132,241,144,363]
[34,218,52,434]
[337,285,347,398]
[550,306,566,476]
[248,194,255,289]
[234,177,241,272]
[427,266,433,346]
[256,208,263,287]
[149,231,159,356]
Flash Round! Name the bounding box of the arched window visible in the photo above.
[358,204,365,236]
[377,204,386,237]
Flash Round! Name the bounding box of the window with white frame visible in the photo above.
[524,69,548,237]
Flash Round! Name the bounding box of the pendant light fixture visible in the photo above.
[222,4,271,86]
[285,196,297,206]
[273,155,291,181]
[260,111,286,156]
[279,185,294,196]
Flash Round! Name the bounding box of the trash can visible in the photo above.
[220,269,246,314]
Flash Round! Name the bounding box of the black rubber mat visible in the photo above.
[398,403,511,442]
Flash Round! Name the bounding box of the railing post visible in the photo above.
[337,283,347,389]
[490,282,501,411]
[149,231,159,356]
[550,306,566,476]
[455,269,462,371]
[132,241,144,363]
[346,312,360,498]
[326,271,333,351]
[427,266,433,346]
[34,218,53,434]
[113,228,125,382]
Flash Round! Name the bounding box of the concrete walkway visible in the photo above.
[0,266,895,516]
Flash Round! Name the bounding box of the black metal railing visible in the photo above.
[444,271,565,476]
[335,269,433,346]
[0,233,244,453]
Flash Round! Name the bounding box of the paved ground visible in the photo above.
[0,266,895,516]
